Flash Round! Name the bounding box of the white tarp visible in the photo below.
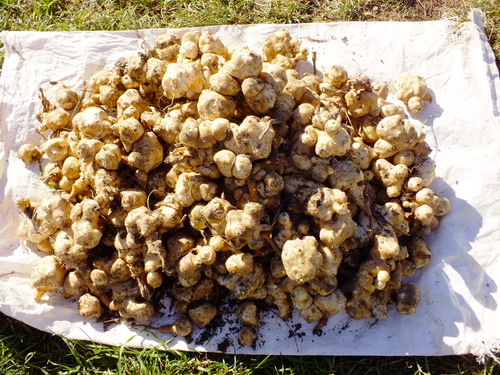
[0,10,499,356]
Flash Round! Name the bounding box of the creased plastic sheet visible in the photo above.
[0,11,499,356]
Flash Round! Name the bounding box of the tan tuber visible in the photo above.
[17,30,450,346]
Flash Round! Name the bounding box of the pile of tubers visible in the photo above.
[17,29,450,346]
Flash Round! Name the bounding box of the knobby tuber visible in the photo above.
[17,29,450,347]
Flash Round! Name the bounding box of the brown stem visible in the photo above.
[262,232,281,256]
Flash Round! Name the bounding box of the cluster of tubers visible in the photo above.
[17,29,449,347]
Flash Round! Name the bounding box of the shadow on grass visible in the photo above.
[0,313,496,375]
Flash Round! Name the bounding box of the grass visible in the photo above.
[1,0,499,374]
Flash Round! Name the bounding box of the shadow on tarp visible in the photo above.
[409,87,444,142]
[428,177,496,342]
